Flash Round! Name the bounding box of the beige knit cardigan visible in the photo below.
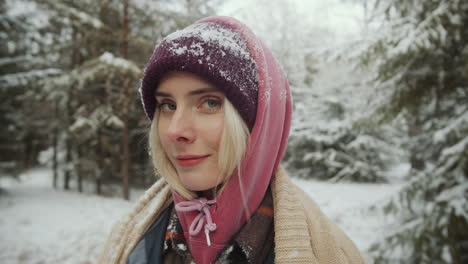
[98,167,367,264]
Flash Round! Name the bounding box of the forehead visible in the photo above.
[156,72,222,95]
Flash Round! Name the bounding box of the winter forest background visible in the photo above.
[1,0,467,263]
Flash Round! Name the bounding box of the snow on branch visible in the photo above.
[71,52,141,88]
[48,1,103,29]
[98,52,140,74]
[0,68,62,89]
[433,110,468,143]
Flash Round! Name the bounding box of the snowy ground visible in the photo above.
[0,167,406,263]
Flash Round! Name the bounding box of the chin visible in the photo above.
[183,183,217,192]
[180,177,218,192]
[177,169,223,193]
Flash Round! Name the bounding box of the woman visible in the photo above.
[99,16,366,264]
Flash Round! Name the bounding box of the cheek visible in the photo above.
[157,119,170,150]
[202,116,224,151]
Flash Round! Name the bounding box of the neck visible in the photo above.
[196,190,215,200]
[195,184,224,200]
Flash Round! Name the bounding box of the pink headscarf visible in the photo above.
[172,16,292,264]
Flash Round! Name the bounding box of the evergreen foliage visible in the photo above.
[284,58,404,183]
[0,0,61,176]
[359,0,468,262]
[284,113,401,183]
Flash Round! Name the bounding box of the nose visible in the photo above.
[166,107,196,144]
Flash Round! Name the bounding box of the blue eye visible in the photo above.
[204,99,221,108]
[201,99,222,112]
[159,102,176,112]
[199,98,222,113]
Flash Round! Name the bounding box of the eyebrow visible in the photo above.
[155,87,221,98]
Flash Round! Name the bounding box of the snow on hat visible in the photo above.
[140,21,258,130]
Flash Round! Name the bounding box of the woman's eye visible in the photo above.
[159,102,176,112]
[200,98,222,111]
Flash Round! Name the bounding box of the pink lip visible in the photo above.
[176,155,210,167]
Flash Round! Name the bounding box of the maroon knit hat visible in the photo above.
[140,21,258,130]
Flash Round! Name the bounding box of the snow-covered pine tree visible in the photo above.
[0,0,62,178]
[33,0,139,194]
[66,52,142,195]
[31,0,110,190]
[358,0,468,262]
[31,0,219,196]
[284,56,404,183]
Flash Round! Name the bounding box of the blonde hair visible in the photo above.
[149,98,250,199]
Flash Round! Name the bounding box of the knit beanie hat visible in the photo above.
[140,20,258,130]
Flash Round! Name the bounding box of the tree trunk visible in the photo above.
[23,134,32,169]
[121,0,130,200]
[63,126,71,190]
[408,117,425,170]
[122,115,130,200]
[64,131,71,190]
[96,128,102,195]
[448,211,468,264]
[63,25,80,191]
[77,146,83,193]
[53,99,58,189]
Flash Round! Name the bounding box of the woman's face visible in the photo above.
[156,72,225,192]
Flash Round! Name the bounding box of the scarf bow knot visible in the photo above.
[175,198,217,246]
